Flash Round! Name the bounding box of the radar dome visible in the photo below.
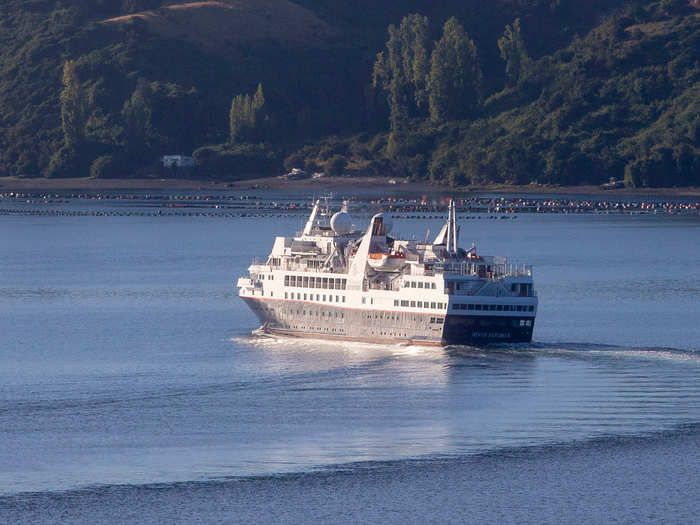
[331,211,353,235]
[371,213,393,234]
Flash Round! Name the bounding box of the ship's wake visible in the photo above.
[527,341,700,364]
[232,332,443,358]
[234,330,700,365]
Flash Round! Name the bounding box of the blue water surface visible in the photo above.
[1,198,699,523]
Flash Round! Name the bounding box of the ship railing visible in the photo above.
[437,262,533,278]
[280,261,347,274]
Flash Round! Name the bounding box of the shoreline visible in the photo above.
[1,176,699,198]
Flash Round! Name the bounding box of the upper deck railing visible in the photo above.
[416,260,533,279]
[251,257,533,280]
[251,257,346,274]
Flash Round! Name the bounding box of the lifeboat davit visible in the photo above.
[367,252,406,271]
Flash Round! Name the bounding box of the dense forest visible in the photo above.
[0,0,698,186]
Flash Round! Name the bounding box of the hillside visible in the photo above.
[0,0,697,187]
[292,2,700,187]
[421,5,700,187]
[0,0,354,178]
[100,0,335,49]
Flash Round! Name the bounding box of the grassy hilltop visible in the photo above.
[0,0,698,187]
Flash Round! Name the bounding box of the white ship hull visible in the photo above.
[242,296,535,346]
[237,199,538,347]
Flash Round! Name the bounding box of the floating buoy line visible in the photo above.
[0,192,697,218]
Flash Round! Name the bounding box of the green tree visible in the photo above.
[229,83,269,143]
[252,83,265,117]
[326,155,347,176]
[121,80,153,159]
[373,13,430,153]
[251,83,269,140]
[90,155,118,178]
[60,60,88,148]
[498,18,531,88]
[428,17,482,122]
[229,93,252,143]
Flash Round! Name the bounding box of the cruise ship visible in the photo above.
[237,199,537,346]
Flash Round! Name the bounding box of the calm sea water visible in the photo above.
[1,196,699,523]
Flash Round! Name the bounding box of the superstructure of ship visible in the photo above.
[237,199,538,345]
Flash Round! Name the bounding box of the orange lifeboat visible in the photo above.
[367,252,406,271]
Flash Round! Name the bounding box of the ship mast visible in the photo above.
[302,199,320,236]
[444,199,459,255]
[451,199,458,255]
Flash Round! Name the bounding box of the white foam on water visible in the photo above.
[232,332,446,356]
[605,348,700,364]
[531,341,700,364]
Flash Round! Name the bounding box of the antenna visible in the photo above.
[451,199,458,254]
[446,199,453,254]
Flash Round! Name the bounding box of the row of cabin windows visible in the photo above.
[285,292,346,303]
[288,309,345,319]
[404,281,437,289]
[394,300,445,309]
[453,303,535,312]
[455,318,533,328]
[285,275,347,290]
